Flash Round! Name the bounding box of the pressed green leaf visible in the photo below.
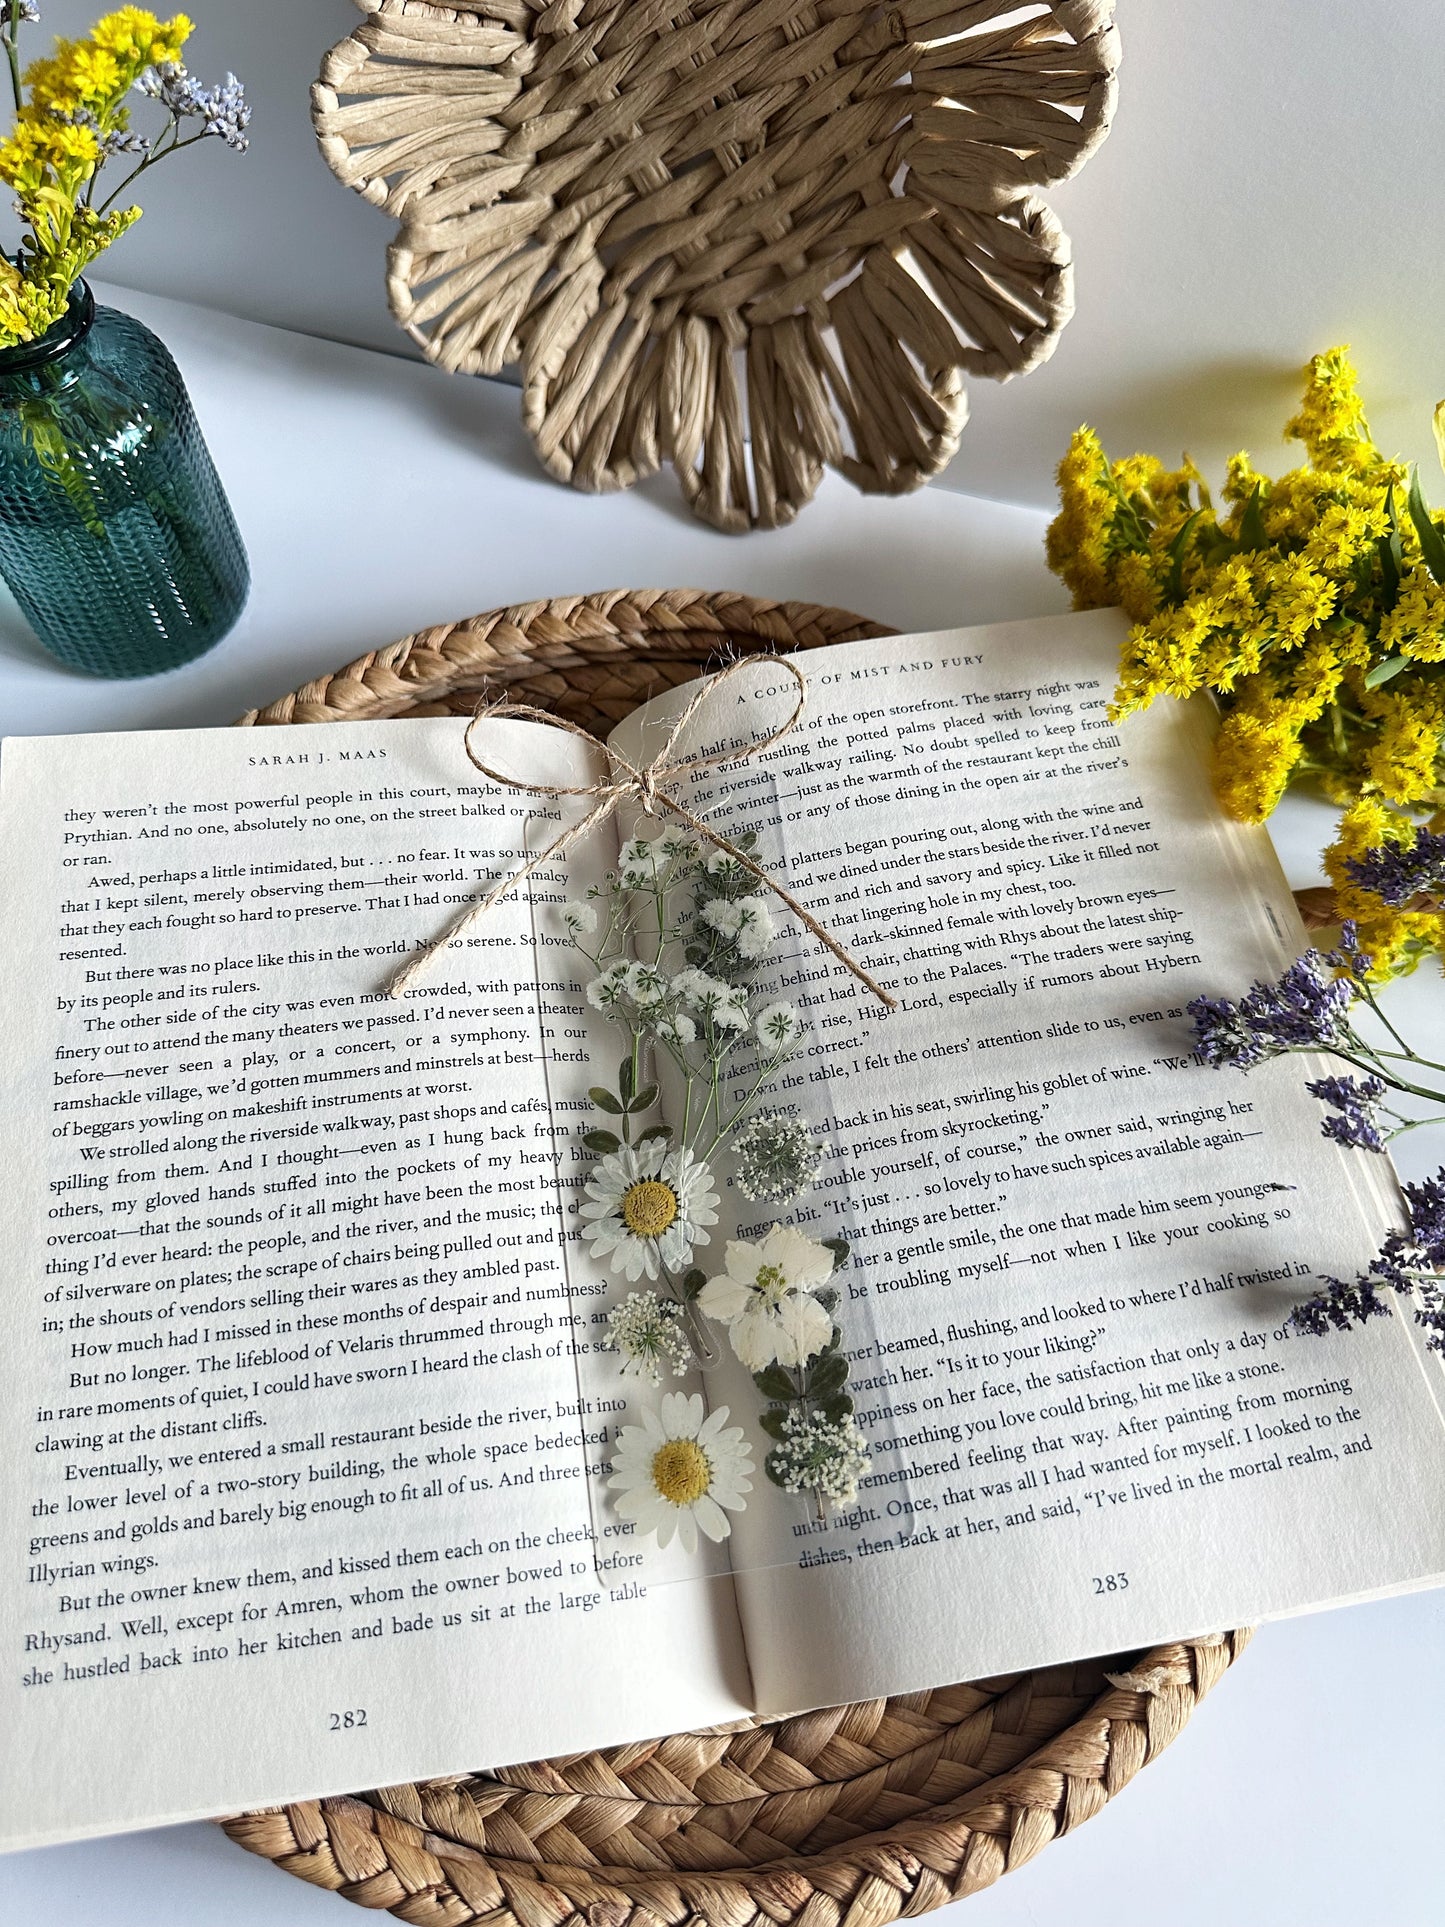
[680,1267,707,1300]
[819,1395,855,1425]
[636,1123,673,1146]
[1407,466,1445,585]
[1164,508,1203,604]
[754,1365,798,1402]
[619,1057,636,1104]
[808,1352,849,1397]
[1237,482,1268,553]
[1364,654,1409,691]
[815,1286,839,1316]
[822,1237,850,1270]
[589,1086,623,1115]
[582,1129,621,1154]
[758,1407,790,1441]
[628,1084,659,1114]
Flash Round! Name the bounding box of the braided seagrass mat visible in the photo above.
[223,589,1249,1922]
[313,2,1120,532]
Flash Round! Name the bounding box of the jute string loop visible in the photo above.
[387,655,897,1010]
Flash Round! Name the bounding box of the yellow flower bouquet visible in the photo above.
[0,4,248,346]
[1047,351,1445,975]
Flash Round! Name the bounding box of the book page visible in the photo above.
[0,716,750,1852]
[606,613,1445,1710]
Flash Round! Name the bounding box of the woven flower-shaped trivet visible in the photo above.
[221,590,1249,1924]
[313,1,1119,532]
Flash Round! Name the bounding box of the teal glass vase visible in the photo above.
[0,283,249,677]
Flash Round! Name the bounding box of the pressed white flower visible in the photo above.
[586,961,631,1011]
[768,1409,871,1508]
[608,1392,753,1552]
[705,848,742,877]
[734,1109,823,1202]
[754,1001,802,1052]
[563,900,598,936]
[697,1224,836,1370]
[734,896,776,959]
[701,898,745,938]
[670,966,717,1005]
[657,828,702,865]
[672,967,746,1028]
[580,1141,718,1281]
[626,960,668,1007]
[653,1010,698,1047]
[618,833,665,886]
[604,1290,693,1385]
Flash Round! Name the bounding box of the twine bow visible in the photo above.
[387,655,897,1009]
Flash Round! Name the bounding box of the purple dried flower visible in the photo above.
[1189,950,1355,1070]
[1344,830,1445,908]
[1304,1073,1388,1152]
[137,63,251,152]
[1290,1168,1445,1353]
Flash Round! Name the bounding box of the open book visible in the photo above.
[3,610,1442,1852]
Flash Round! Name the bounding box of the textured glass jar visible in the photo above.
[0,284,249,677]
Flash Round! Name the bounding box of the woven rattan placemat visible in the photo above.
[221,589,1247,1922]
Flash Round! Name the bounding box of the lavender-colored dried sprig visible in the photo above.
[137,63,251,152]
[1188,947,1358,1071]
[1291,1171,1445,1354]
[1344,828,1445,908]
[1304,1074,1389,1153]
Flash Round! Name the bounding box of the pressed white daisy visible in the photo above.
[734,896,776,959]
[754,1001,802,1053]
[608,1393,753,1552]
[580,1141,719,1281]
[701,897,745,938]
[563,900,598,936]
[697,1224,836,1370]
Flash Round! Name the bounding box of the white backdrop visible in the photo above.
[22,0,1445,510]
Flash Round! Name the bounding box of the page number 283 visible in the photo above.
[329,1709,368,1731]
[1092,1572,1129,1595]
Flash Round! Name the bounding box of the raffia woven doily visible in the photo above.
[312,2,1120,532]
[221,589,1248,1923]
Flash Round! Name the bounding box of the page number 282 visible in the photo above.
[329,1709,368,1731]
[1092,1572,1129,1595]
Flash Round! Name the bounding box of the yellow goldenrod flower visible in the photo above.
[1048,347,1445,972]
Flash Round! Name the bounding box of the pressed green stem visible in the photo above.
[1310,1044,1445,1107]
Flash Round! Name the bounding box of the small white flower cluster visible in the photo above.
[617,830,702,890]
[733,1109,823,1203]
[699,893,775,959]
[671,966,749,1032]
[767,1409,872,1508]
[603,1290,694,1386]
[753,1000,802,1053]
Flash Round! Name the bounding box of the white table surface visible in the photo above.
[1,284,1441,1927]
